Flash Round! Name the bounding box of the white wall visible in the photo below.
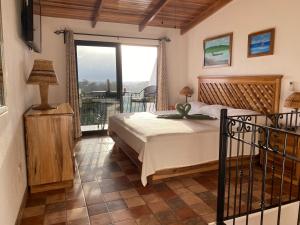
[35,17,187,105]
[0,0,35,224]
[184,0,300,111]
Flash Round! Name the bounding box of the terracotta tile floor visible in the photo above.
[21,136,297,225]
[21,137,217,225]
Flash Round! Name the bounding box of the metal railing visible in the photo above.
[80,100,120,130]
[217,109,300,225]
[122,92,156,113]
[79,92,156,131]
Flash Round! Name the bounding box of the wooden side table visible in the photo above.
[24,103,75,193]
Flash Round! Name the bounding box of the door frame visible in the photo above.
[74,40,123,135]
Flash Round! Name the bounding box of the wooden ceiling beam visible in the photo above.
[92,0,104,28]
[139,0,172,32]
[181,0,233,35]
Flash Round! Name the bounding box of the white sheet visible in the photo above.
[109,111,221,186]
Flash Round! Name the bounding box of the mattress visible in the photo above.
[109,111,221,186]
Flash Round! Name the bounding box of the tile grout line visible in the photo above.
[77,139,118,225]
[75,147,92,225]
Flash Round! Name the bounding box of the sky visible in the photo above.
[77,45,157,83]
[121,45,157,83]
[77,46,117,82]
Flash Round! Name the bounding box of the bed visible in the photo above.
[108,75,283,185]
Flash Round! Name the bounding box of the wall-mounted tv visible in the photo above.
[21,0,41,53]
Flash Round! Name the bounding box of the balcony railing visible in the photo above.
[122,91,156,113]
[79,91,156,131]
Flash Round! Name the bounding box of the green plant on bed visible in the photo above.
[157,103,216,120]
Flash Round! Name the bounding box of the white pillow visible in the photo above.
[188,101,208,114]
[196,104,233,118]
[189,104,261,120]
[227,108,259,117]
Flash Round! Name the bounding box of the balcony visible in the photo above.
[80,91,156,132]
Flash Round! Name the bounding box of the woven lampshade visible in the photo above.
[284,92,300,109]
[27,60,59,110]
[27,60,59,84]
[179,86,193,97]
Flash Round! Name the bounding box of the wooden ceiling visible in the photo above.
[40,0,232,34]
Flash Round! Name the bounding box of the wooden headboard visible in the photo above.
[198,75,283,114]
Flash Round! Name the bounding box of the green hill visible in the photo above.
[205,45,229,54]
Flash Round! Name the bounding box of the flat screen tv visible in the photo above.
[21,0,41,53]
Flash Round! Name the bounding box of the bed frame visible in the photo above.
[110,75,283,183]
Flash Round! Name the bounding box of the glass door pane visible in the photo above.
[76,42,122,132]
[121,45,158,113]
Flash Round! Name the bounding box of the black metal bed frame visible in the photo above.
[217,109,300,225]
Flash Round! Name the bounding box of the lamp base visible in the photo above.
[32,104,57,111]
[32,83,57,111]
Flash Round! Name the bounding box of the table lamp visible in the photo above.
[284,92,300,113]
[180,86,193,103]
[27,59,59,110]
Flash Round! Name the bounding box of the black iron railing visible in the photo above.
[79,92,156,131]
[122,92,156,113]
[217,109,300,225]
[80,99,120,130]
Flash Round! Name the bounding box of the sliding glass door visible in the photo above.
[75,41,158,133]
[75,41,122,133]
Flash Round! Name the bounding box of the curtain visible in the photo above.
[65,30,82,139]
[157,39,169,111]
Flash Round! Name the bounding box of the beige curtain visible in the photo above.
[157,39,169,111]
[65,30,82,139]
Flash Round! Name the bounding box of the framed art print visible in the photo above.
[248,28,275,57]
[203,33,233,68]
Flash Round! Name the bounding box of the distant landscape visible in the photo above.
[79,79,152,96]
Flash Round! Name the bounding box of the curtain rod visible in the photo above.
[54,29,171,42]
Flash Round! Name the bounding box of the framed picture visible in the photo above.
[203,33,233,68]
[248,28,275,57]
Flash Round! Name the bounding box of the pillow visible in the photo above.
[188,101,208,114]
[190,104,260,120]
[196,104,233,118]
[227,108,259,117]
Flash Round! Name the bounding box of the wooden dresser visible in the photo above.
[24,103,74,193]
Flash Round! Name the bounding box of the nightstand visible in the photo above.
[24,103,75,193]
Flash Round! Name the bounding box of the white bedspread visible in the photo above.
[109,111,221,186]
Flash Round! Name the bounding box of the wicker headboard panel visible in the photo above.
[198,75,283,114]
